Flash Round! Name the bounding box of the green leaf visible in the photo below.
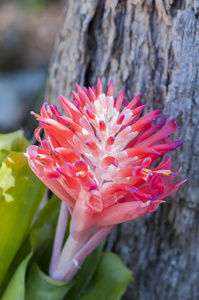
[1,196,61,299]
[1,195,61,299]
[0,130,29,166]
[31,195,70,268]
[78,252,133,300]
[33,194,61,229]
[30,195,62,272]
[30,223,55,273]
[0,152,45,292]
[25,263,74,300]
[0,236,32,297]
[1,252,32,300]
[65,242,104,300]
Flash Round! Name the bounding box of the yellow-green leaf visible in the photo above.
[78,252,133,300]
[2,252,32,300]
[25,263,74,300]
[0,130,29,166]
[0,152,45,292]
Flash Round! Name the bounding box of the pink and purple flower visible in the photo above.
[26,78,184,281]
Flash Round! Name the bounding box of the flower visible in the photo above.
[26,78,184,281]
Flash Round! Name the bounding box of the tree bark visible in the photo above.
[45,0,199,299]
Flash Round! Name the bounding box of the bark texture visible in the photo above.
[45,1,199,299]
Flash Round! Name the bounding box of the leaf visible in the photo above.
[25,263,74,300]
[30,195,62,272]
[1,196,62,299]
[33,194,61,229]
[0,130,29,166]
[31,195,70,267]
[78,252,133,300]
[1,252,32,300]
[65,242,104,300]
[0,236,32,298]
[30,223,55,273]
[0,152,45,292]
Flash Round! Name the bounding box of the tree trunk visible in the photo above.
[45,1,199,299]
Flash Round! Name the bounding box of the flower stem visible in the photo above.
[50,225,115,281]
[49,201,69,276]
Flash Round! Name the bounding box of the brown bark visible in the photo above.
[45,1,199,299]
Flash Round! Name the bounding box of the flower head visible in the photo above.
[26,78,184,280]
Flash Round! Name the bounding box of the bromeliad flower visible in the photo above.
[26,78,184,281]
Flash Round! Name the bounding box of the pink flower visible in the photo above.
[26,78,184,281]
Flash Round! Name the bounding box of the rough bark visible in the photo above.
[45,1,199,299]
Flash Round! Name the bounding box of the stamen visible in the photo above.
[76,171,86,178]
[35,153,46,159]
[162,170,176,176]
[142,169,152,176]
[30,111,41,118]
